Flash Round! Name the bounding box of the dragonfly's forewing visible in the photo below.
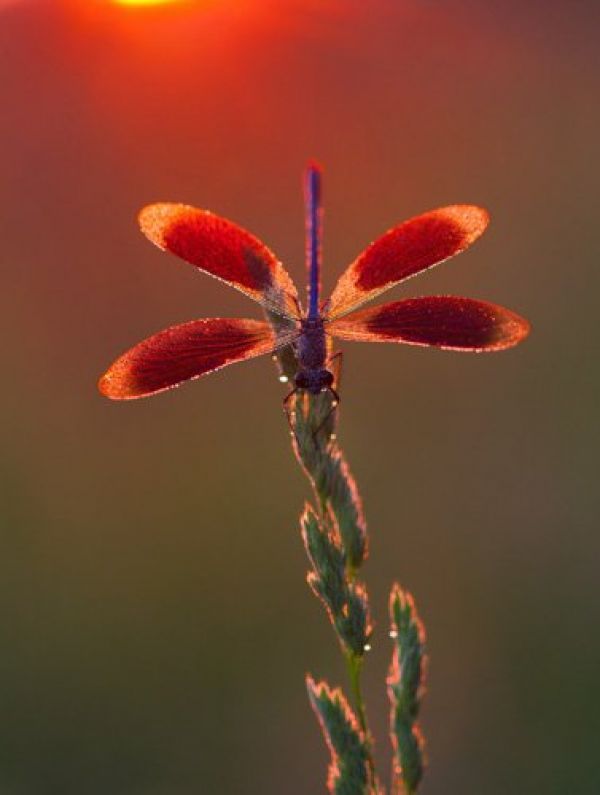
[139,204,300,319]
[327,206,489,319]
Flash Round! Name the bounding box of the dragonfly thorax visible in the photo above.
[296,317,327,367]
[293,317,334,395]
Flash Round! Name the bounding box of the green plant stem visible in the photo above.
[346,652,376,788]
[315,476,377,787]
[289,386,381,792]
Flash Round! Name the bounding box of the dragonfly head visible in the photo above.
[294,368,334,395]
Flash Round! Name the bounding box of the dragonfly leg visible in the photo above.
[327,350,344,392]
[310,387,340,444]
[283,385,299,409]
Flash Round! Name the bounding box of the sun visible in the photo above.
[112,0,185,7]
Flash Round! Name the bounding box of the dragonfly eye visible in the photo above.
[295,371,310,389]
[295,369,334,395]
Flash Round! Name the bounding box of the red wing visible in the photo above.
[98,318,297,400]
[327,206,489,319]
[139,204,300,319]
[328,297,530,351]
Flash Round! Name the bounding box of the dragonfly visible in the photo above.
[98,163,529,402]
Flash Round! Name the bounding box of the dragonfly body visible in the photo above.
[98,163,529,402]
[291,164,335,397]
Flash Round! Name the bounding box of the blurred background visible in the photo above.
[1,0,599,792]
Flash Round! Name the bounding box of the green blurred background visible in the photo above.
[1,0,599,792]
